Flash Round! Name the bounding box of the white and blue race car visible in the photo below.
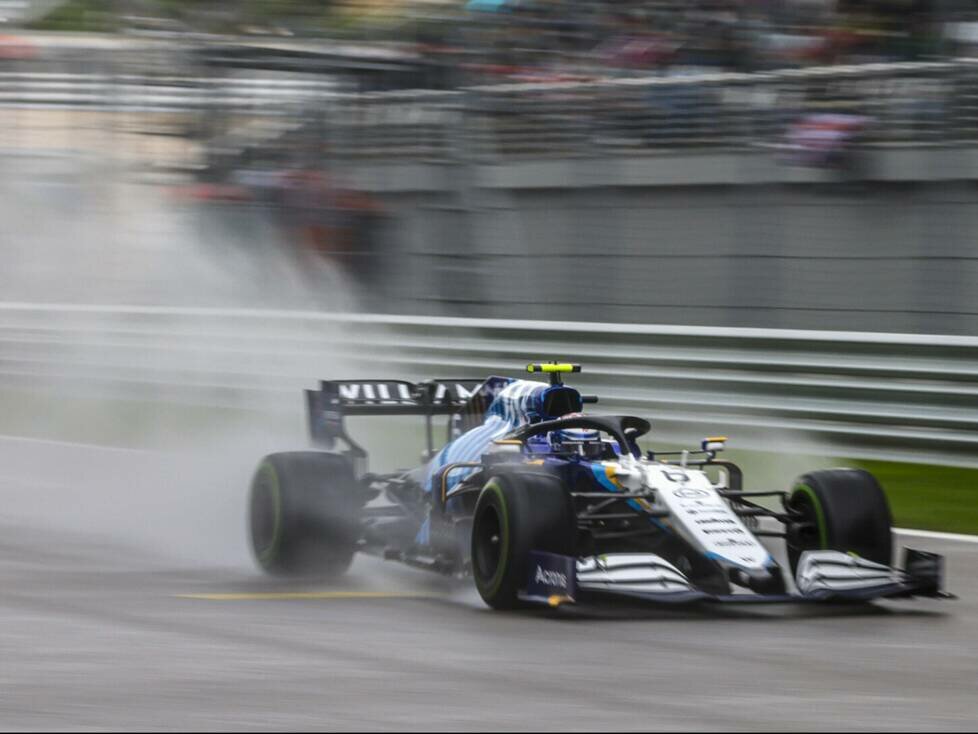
[248,363,950,609]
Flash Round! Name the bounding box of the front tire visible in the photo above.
[249,452,361,578]
[786,468,893,576]
[471,472,575,610]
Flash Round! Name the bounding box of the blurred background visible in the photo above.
[3,0,978,330]
[0,0,976,499]
[0,0,977,523]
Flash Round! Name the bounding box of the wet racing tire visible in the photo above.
[471,471,575,610]
[249,452,361,578]
[787,468,893,576]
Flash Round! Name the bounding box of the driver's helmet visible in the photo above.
[549,410,602,452]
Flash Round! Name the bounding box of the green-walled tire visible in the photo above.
[249,452,361,578]
[471,472,575,610]
[787,468,893,577]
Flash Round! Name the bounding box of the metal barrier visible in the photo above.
[0,59,977,158]
[1,303,976,467]
[0,72,338,112]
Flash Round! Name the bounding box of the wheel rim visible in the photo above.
[473,504,502,583]
[250,466,281,563]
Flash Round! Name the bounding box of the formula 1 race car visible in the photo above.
[248,363,950,609]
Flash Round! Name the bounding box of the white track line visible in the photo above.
[894,527,978,544]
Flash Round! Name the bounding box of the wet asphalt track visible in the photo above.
[1,437,976,731]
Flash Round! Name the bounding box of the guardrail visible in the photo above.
[0,72,338,112]
[0,60,977,157]
[460,62,967,155]
[1,303,976,467]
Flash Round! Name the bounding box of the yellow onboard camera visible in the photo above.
[527,362,580,386]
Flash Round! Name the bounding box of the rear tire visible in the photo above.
[786,468,892,576]
[249,452,361,578]
[471,472,575,610]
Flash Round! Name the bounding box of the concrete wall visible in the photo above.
[350,149,978,334]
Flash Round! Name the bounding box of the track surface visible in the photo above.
[1,437,976,731]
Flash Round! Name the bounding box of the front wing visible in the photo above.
[518,548,952,607]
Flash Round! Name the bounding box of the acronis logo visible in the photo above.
[535,565,568,589]
[526,551,576,599]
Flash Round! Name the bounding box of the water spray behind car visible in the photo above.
[0,152,379,569]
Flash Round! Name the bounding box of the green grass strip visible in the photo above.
[849,459,978,536]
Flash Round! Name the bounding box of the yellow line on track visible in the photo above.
[175,591,439,601]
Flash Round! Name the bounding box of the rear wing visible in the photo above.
[306,379,482,418]
[305,379,484,457]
